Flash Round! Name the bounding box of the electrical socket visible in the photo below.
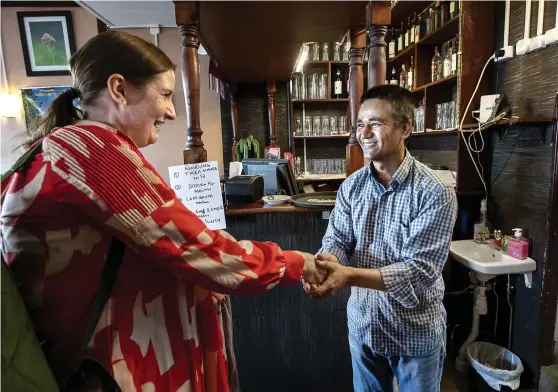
[545,27,558,46]
[515,38,531,56]
[494,45,514,62]
[529,35,546,51]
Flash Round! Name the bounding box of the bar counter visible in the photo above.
[224,200,353,392]
[225,199,332,216]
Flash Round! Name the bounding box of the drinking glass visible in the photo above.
[330,116,338,135]
[301,74,308,99]
[304,116,312,136]
[333,42,341,61]
[321,116,330,135]
[295,116,303,135]
[339,116,347,133]
[310,43,319,61]
[318,73,328,99]
[309,73,319,99]
[435,104,442,130]
[321,42,330,61]
[313,116,321,136]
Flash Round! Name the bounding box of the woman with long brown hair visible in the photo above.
[1,30,324,391]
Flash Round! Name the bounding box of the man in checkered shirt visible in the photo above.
[309,85,458,392]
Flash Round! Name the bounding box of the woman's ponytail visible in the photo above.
[25,87,83,146]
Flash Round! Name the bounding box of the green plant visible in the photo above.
[235,135,260,160]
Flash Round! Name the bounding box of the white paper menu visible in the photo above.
[168,161,226,230]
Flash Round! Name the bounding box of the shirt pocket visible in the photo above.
[383,222,410,263]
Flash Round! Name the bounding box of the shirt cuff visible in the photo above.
[379,263,419,308]
[279,250,305,286]
[317,245,349,265]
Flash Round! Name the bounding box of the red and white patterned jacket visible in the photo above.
[0,121,305,392]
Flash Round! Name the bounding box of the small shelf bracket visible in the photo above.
[524,272,533,289]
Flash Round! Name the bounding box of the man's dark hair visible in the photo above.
[359,85,417,131]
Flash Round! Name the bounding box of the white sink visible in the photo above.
[450,240,536,276]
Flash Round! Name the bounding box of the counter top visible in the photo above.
[225,200,332,216]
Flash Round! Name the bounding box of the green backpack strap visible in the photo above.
[1,140,44,184]
[1,138,60,392]
[2,139,126,391]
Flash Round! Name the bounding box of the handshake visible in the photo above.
[299,252,349,299]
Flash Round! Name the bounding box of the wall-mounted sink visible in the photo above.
[450,240,536,277]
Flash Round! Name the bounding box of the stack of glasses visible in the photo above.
[435,101,457,130]
[291,72,328,100]
[413,105,425,134]
[306,158,346,175]
[295,115,348,136]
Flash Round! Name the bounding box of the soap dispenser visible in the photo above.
[507,228,529,260]
[473,199,490,243]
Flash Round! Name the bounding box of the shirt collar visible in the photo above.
[368,149,414,189]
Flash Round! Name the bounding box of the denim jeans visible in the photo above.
[349,335,446,392]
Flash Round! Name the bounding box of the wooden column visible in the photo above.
[366,1,391,88]
[230,85,240,161]
[345,30,366,176]
[176,2,207,164]
[266,80,277,147]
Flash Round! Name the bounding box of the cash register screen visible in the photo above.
[242,159,299,196]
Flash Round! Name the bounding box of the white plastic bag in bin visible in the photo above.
[466,342,524,391]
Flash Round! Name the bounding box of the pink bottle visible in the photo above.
[507,228,529,260]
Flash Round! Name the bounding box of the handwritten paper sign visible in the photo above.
[168,161,226,230]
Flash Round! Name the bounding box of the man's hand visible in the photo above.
[306,254,351,299]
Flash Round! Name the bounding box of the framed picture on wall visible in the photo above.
[17,11,76,77]
[21,86,72,130]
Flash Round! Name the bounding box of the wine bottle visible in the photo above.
[431,46,442,82]
[408,56,415,90]
[389,27,396,59]
[399,64,407,89]
[390,67,398,85]
[443,42,452,78]
[398,22,404,52]
[334,69,342,99]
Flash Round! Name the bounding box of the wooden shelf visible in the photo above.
[387,15,460,66]
[461,117,554,129]
[296,174,346,182]
[294,134,349,139]
[292,99,349,103]
[419,15,459,46]
[388,42,415,65]
[413,130,458,136]
[390,1,432,30]
[413,74,457,92]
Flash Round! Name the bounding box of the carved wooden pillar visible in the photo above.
[367,26,388,88]
[366,1,391,88]
[266,80,277,147]
[178,22,207,164]
[230,86,240,161]
[346,30,366,177]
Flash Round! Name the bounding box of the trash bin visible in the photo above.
[466,342,524,391]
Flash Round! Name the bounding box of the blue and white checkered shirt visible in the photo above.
[319,151,457,356]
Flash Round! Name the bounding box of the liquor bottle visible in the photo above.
[443,42,452,78]
[450,0,459,19]
[451,35,459,75]
[405,17,411,48]
[399,64,407,89]
[389,27,397,59]
[410,12,417,45]
[415,15,423,43]
[398,22,404,52]
[431,46,442,82]
[390,67,398,85]
[334,69,343,99]
[407,56,415,90]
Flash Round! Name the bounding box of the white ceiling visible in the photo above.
[77,1,177,28]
